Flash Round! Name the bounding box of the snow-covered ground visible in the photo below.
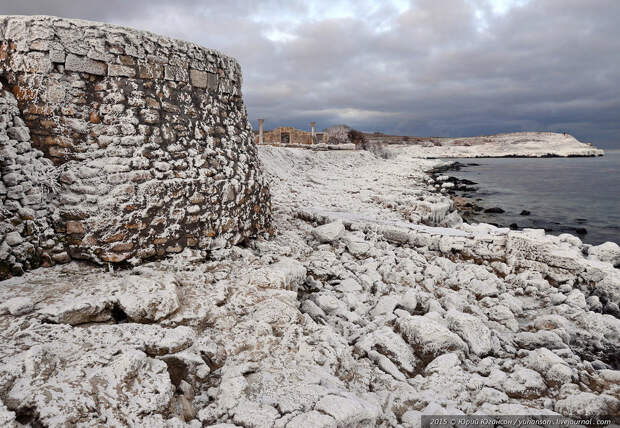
[402,132,605,158]
[0,146,618,427]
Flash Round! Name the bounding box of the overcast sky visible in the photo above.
[2,0,619,148]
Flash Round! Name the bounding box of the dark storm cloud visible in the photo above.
[2,0,619,147]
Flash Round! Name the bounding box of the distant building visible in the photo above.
[255,120,326,145]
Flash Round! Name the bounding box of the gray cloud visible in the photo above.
[1,0,619,147]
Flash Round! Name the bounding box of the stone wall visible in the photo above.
[0,15,272,278]
[258,126,325,146]
[0,82,58,277]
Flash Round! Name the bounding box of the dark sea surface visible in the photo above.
[444,150,620,245]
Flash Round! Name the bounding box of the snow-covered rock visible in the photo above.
[117,275,181,322]
[554,392,619,418]
[0,144,617,425]
[446,310,493,356]
[396,315,468,359]
[313,221,345,243]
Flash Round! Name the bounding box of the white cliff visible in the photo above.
[401,132,604,158]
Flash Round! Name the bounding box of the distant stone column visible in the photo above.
[310,122,316,137]
[258,119,264,144]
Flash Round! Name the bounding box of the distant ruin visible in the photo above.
[0,16,272,278]
[255,120,326,146]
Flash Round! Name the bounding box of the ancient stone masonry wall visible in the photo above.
[258,126,326,146]
[0,15,272,278]
[0,82,59,277]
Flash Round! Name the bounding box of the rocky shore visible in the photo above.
[427,156,618,245]
[1,145,619,427]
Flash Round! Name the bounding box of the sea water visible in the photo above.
[446,150,620,245]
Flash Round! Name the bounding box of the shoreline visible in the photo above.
[427,157,618,246]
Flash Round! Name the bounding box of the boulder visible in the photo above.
[554,392,619,418]
[286,411,337,428]
[117,275,180,322]
[400,289,418,314]
[503,368,547,399]
[355,326,420,376]
[314,394,379,427]
[524,348,573,385]
[396,315,467,360]
[446,310,492,356]
[251,257,307,291]
[371,294,400,317]
[0,297,34,316]
[588,241,620,266]
[313,221,345,243]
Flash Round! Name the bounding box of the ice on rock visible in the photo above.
[0,403,16,427]
[286,411,337,428]
[371,294,400,317]
[312,293,348,317]
[588,241,620,266]
[514,331,567,350]
[250,257,307,291]
[396,315,467,360]
[524,348,567,373]
[301,299,327,322]
[314,394,380,427]
[523,348,573,385]
[336,277,363,293]
[313,220,345,243]
[346,240,372,257]
[475,387,508,405]
[143,325,196,356]
[446,310,493,356]
[554,392,619,418]
[355,326,420,376]
[565,289,588,309]
[116,274,181,322]
[486,304,518,332]
[423,352,461,375]
[39,295,116,325]
[0,297,34,316]
[503,368,547,399]
[400,289,418,314]
[5,345,175,427]
[231,400,280,428]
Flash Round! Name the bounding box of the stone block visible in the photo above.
[5,231,23,246]
[51,251,71,263]
[138,63,163,79]
[190,69,208,88]
[207,72,218,91]
[49,48,65,63]
[140,109,160,124]
[3,172,22,186]
[24,51,52,73]
[7,126,30,142]
[108,64,136,77]
[164,65,189,82]
[65,53,107,75]
[66,221,85,234]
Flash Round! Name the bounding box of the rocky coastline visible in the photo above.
[1,145,619,427]
[393,132,605,158]
[427,159,615,244]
